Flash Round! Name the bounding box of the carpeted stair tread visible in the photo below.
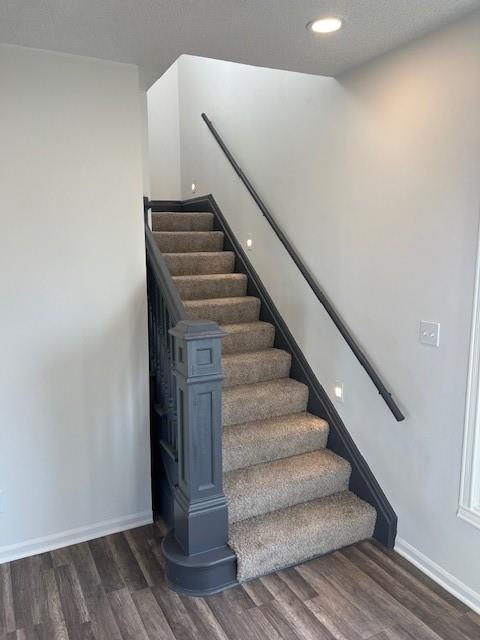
[154,231,224,253]
[173,273,247,300]
[222,348,291,387]
[225,449,351,524]
[223,412,329,472]
[185,296,261,324]
[152,212,214,232]
[223,378,309,426]
[164,251,235,276]
[228,491,377,581]
[220,321,276,354]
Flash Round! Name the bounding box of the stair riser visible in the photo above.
[154,232,224,253]
[152,212,213,232]
[223,429,329,472]
[222,386,308,427]
[185,299,261,324]
[164,252,235,276]
[173,276,247,301]
[222,353,291,387]
[221,325,275,354]
[227,464,350,524]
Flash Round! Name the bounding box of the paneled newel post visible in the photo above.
[161,319,237,595]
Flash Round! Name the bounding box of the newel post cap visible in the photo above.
[169,319,227,341]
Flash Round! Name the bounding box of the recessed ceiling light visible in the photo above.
[307,17,343,34]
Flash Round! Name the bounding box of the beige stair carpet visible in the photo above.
[185,296,261,324]
[172,273,247,300]
[153,211,376,581]
[222,348,292,387]
[220,321,275,354]
[164,251,235,275]
[224,449,351,523]
[229,491,376,581]
[223,412,329,472]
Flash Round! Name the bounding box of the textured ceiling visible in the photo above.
[1,0,480,88]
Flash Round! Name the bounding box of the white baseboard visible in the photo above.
[395,537,480,615]
[0,511,153,564]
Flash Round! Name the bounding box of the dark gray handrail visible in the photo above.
[145,222,187,323]
[201,112,404,422]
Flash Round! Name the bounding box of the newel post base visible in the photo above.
[162,320,237,595]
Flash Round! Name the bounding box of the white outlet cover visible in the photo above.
[420,320,440,347]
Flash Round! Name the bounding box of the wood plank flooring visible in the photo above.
[1,523,478,640]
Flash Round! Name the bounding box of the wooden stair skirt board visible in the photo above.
[149,195,397,595]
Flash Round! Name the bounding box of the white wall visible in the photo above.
[147,62,181,200]
[156,11,480,608]
[140,90,152,197]
[0,44,151,560]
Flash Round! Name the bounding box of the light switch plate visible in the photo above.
[420,321,440,347]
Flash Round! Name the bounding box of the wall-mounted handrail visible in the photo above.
[201,112,405,422]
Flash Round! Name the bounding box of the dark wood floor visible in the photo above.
[1,523,479,640]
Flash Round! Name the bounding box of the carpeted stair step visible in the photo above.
[164,251,235,276]
[223,378,308,426]
[154,231,224,253]
[225,449,351,524]
[222,348,291,387]
[172,273,247,300]
[152,212,214,232]
[223,412,329,472]
[184,296,260,324]
[228,491,377,582]
[220,321,275,354]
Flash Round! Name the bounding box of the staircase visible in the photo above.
[152,210,376,583]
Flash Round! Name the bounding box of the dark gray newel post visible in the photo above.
[161,319,236,595]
